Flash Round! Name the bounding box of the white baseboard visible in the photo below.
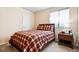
[0,42,8,45]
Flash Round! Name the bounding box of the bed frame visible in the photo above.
[37,24,55,36]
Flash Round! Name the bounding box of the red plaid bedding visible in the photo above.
[9,30,55,52]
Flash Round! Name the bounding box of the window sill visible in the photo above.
[55,27,70,29]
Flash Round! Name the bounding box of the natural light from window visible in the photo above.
[49,9,69,28]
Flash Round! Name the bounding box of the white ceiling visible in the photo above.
[22,7,50,12]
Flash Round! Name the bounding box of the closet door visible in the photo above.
[22,12,31,30]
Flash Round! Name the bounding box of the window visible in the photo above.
[49,9,69,28]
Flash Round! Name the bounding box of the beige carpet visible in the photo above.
[0,42,79,52]
[42,42,79,52]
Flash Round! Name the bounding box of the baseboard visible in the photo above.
[0,42,8,45]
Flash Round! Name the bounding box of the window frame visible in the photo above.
[49,8,70,29]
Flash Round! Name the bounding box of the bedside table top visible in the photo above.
[58,32,73,36]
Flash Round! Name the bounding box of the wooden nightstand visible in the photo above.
[58,32,74,48]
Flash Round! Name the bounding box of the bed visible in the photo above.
[9,24,55,52]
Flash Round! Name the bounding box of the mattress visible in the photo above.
[9,30,55,52]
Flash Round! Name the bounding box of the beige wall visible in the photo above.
[35,7,78,42]
[69,8,78,39]
[35,10,49,28]
[78,8,79,40]
[0,7,35,44]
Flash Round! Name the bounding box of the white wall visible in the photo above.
[0,7,35,44]
[35,7,78,42]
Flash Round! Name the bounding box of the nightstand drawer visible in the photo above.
[59,35,73,41]
[58,32,74,48]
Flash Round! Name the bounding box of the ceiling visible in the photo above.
[22,7,50,12]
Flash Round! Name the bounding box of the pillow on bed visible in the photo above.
[37,24,54,31]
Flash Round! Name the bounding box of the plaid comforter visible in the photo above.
[9,30,55,52]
